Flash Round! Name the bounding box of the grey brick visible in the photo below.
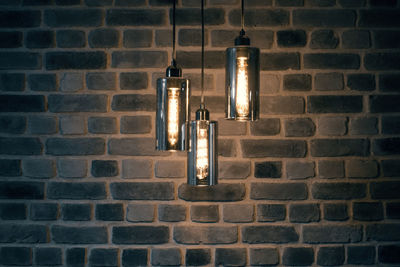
[371,181,400,199]
[91,160,118,177]
[347,73,375,91]
[23,159,55,178]
[57,30,85,48]
[121,116,151,134]
[49,94,107,112]
[286,161,315,179]
[122,159,152,179]
[354,202,383,221]
[283,74,311,91]
[113,51,167,68]
[242,226,299,244]
[306,0,335,6]
[107,9,165,26]
[62,204,91,221]
[35,247,62,266]
[28,116,57,135]
[174,8,224,25]
[96,203,123,221]
[323,203,348,221]
[260,53,300,70]
[109,138,164,156]
[312,182,366,199]
[45,9,103,27]
[58,159,87,178]
[47,182,106,199]
[60,115,86,135]
[56,0,81,5]
[177,51,224,69]
[276,0,304,5]
[218,161,250,179]
[284,118,315,137]
[303,225,362,243]
[52,225,107,244]
[191,205,219,223]
[261,96,304,114]
[0,137,42,155]
[155,29,171,47]
[229,9,289,27]
[0,181,44,199]
[46,138,105,155]
[155,160,185,178]
[159,205,186,222]
[348,246,375,265]
[215,248,246,267]
[0,159,21,177]
[373,138,400,155]
[310,30,339,49]
[0,203,26,220]
[0,95,45,112]
[28,74,57,91]
[0,247,31,266]
[277,30,306,47]
[283,247,314,266]
[0,52,41,70]
[317,246,344,266]
[250,248,279,266]
[174,226,237,244]
[349,117,378,135]
[66,247,85,267]
[0,73,25,91]
[304,53,360,69]
[254,161,282,178]
[318,117,348,136]
[89,28,119,48]
[0,224,47,243]
[186,249,211,266]
[127,204,154,222]
[89,248,118,267]
[218,139,237,157]
[152,248,181,266]
[115,0,145,5]
[343,30,370,49]
[59,73,83,92]
[250,118,279,136]
[347,159,378,178]
[367,223,400,241]
[113,226,169,244]
[120,72,148,90]
[46,52,106,70]
[87,72,116,90]
[211,30,273,49]
[218,118,247,136]
[122,249,147,267]
[88,117,117,134]
[318,160,344,179]
[315,72,344,91]
[0,10,40,27]
[111,182,174,200]
[251,182,308,200]
[123,29,152,48]
[310,139,369,157]
[241,139,307,158]
[257,204,286,222]
[179,29,208,46]
[293,9,356,27]
[111,94,155,111]
[223,204,253,223]
[289,203,320,223]
[26,30,54,49]
[178,183,245,202]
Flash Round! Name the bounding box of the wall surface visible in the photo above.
[1,0,400,266]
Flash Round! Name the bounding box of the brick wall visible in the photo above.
[0,0,400,266]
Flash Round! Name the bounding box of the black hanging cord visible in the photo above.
[200,0,205,108]
[172,0,176,64]
[241,0,244,34]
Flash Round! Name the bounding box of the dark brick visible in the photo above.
[0,95,45,112]
[319,160,344,179]
[251,182,307,200]
[343,30,370,49]
[306,0,335,6]
[312,182,366,200]
[31,203,58,221]
[26,30,54,49]
[218,119,247,136]
[178,183,245,202]
[293,9,356,27]
[303,225,362,243]
[112,94,155,112]
[159,205,186,222]
[277,30,306,47]
[249,118,279,136]
[0,73,25,92]
[250,248,279,266]
[127,204,154,222]
[353,202,383,221]
[387,203,400,219]
[370,0,397,5]
[218,161,250,179]
[379,245,400,264]
[109,138,165,157]
[179,29,208,46]
[91,160,118,177]
[174,226,237,244]
[0,31,22,48]
[46,52,106,70]
[223,204,253,223]
[286,161,315,179]
[0,52,41,70]
[317,246,344,266]
[338,0,365,6]
[191,96,225,113]
[315,72,343,91]
[215,248,246,266]
[107,9,165,25]
[0,224,47,243]
[186,249,211,266]
[382,160,400,177]
[62,204,91,221]
[191,205,219,223]
[359,10,400,27]
[347,159,378,178]
[229,9,289,27]
[47,182,106,199]
[0,10,40,28]
[56,0,81,4]
[152,248,181,266]
[89,29,119,48]
[310,30,339,49]
[260,53,300,70]
[89,117,117,134]
[57,30,86,48]
[241,139,306,158]
[0,181,44,199]
[123,29,151,48]
[324,203,348,221]
[0,203,26,220]
[370,95,400,113]
[365,53,400,70]
[367,223,400,241]
[35,247,62,266]
[120,116,151,134]
[23,0,53,5]
[261,96,304,114]
[375,31,400,49]
[283,74,311,91]
[350,117,378,135]
[115,0,145,5]
[282,247,314,266]
[122,249,147,267]
[290,204,319,223]
[348,246,375,265]
[177,51,224,69]
[371,182,400,199]
[120,72,148,90]
[285,118,315,137]
[96,203,123,221]
[218,139,236,157]
[113,226,169,244]
[111,182,173,200]
[373,138,400,155]
[213,29,273,49]
[347,74,375,91]
[0,137,42,155]
[243,226,298,244]
[89,248,118,267]
[318,117,347,136]
[46,138,105,155]
[172,8,224,26]
[276,0,304,5]
[29,74,57,92]
[0,159,21,176]
[304,53,360,69]
[49,94,107,112]
[310,139,369,157]
[66,248,85,267]
[380,73,400,92]
[0,247,31,266]
[52,225,107,244]
[45,9,102,27]
[257,204,285,222]
[254,161,282,178]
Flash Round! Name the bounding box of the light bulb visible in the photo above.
[236,56,250,118]
[167,88,180,146]
[196,124,209,180]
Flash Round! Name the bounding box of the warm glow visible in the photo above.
[236,56,249,118]
[196,125,209,180]
[167,88,180,146]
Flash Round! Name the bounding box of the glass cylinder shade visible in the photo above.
[225,46,260,121]
[187,120,217,186]
[156,77,190,151]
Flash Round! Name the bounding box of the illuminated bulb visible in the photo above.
[167,88,180,146]
[236,56,249,118]
[196,125,209,180]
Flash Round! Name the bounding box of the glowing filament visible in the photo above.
[167,88,180,146]
[196,125,209,180]
[236,56,249,118]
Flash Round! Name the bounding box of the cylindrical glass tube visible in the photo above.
[225,46,260,121]
[187,120,217,186]
[156,77,190,151]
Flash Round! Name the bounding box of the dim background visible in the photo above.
[1,0,400,266]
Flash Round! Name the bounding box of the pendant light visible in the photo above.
[187,0,217,186]
[156,0,190,151]
[225,0,260,121]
